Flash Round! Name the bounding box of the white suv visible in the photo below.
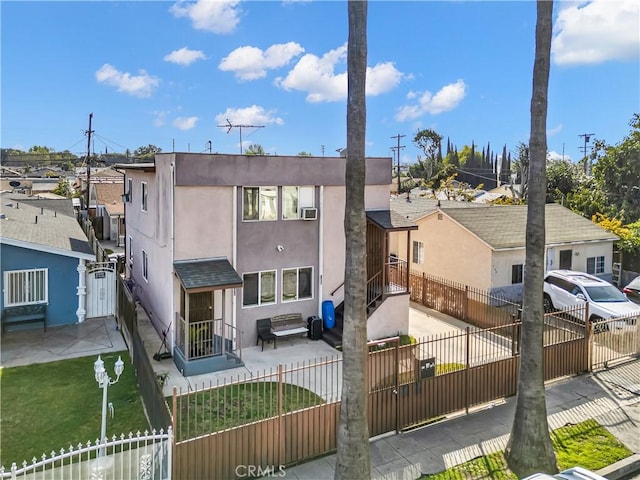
[543,270,640,330]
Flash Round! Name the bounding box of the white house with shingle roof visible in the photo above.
[390,202,619,301]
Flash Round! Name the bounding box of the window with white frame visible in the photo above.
[3,268,48,306]
[282,186,315,220]
[243,186,277,221]
[141,181,148,212]
[586,256,605,275]
[142,250,149,281]
[511,264,524,284]
[282,267,313,302]
[126,178,133,203]
[242,270,276,306]
[412,241,424,265]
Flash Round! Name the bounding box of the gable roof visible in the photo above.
[94,182,125,215]
[390,195,485,222]
[438,203,619,250]
[0,193,95,259]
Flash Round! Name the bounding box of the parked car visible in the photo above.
[543,270,640,331]
[522,466,608,480]
[622,275,640,304]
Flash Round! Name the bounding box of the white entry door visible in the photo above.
[86,262,116,318]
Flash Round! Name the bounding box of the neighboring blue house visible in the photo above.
[0,193,96,331]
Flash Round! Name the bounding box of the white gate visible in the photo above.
[86,262,116,318]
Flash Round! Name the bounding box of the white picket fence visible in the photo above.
[0,428,172,480]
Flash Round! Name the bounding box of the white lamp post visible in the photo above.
[93,355,124,457]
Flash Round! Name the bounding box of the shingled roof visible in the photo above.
[174,258,243,290]
[94,182,125,216]
[390,195,484,222]
[0,193,95,259]
[438,203,619,250]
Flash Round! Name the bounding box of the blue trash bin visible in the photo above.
[322,300,335,329]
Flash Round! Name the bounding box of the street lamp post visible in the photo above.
[93,355,124,457]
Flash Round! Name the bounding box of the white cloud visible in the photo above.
[173,116,199,130]
[547,150,569,161]
[170,0,241,35]
[547,123,563,136]
[552,0,640,65]
[275,43,403,102]
[152,110,169,127]
[95,64,159,98]
[164,47,206,66]
[215,105,284,128]
[219,42,305,80]
[395,80,467,122]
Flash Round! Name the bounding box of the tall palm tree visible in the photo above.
[335,1,371,479]
[505,1,557,476]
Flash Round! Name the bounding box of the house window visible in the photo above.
[142,250,149,281]
[511,264,524,284]
[243,186,277,221]
[412,241,424,265]
[127,178,133,203]
[586,256,605,275]
[282,186,315,220]
[243,270,276,306]
[3,268,48,307]
[141,181,148,212]
[282,267,313,302]
[128,236,133,260]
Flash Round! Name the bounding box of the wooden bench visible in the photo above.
[256,313,308,350]
[2,304,47,335]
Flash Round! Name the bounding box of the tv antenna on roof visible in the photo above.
[217,119,265,154]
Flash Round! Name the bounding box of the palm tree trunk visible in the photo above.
[335,1,371,479]
[505,1,557,476]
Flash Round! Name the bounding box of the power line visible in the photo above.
[390,133,405,193]
[217,119,265,154]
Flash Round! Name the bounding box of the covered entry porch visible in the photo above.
[173,258,244,376]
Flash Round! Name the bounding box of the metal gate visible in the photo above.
[86,262,116,318]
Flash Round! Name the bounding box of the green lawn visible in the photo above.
[0,351,149,468]
[421,419,632,479]
[173,381,325,440]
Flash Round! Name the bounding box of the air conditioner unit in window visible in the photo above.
[301,207,318,220]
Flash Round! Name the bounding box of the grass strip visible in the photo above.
[421,419,632,479]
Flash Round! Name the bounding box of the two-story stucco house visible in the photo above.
[119,153,417,375]
[390,200,618,302]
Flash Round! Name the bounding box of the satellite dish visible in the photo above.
[9,181,21,187]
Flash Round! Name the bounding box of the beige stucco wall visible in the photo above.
[321,186,347,307]
[173,186,234,260]
[545,241,614,274]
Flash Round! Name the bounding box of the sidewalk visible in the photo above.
[285,360,640,479]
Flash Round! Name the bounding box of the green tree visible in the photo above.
[245,144,266,155]
[546,158,582,203]
[590,114,640,223]
[133,145,162,158]
[505,1,557,476]
[297,151,312,157]
[413,128,443,180]
[335,1,370,478]
[52,179,72,197]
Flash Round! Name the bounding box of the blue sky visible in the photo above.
[2,1,638,165]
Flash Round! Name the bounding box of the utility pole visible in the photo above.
[321,145,326,157]
[390,134,405,194]
[578,133,595,175]
[85,113,94,215]
[217,119,265,154]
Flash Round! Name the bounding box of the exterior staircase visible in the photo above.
[321,293,384,349]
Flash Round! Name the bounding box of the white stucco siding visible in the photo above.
[367,294,410,341]
[421,215,493,290]
[364,185,393,210]
[546,241,614,274]
[491,249,526,288]
[173,186,234,261]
